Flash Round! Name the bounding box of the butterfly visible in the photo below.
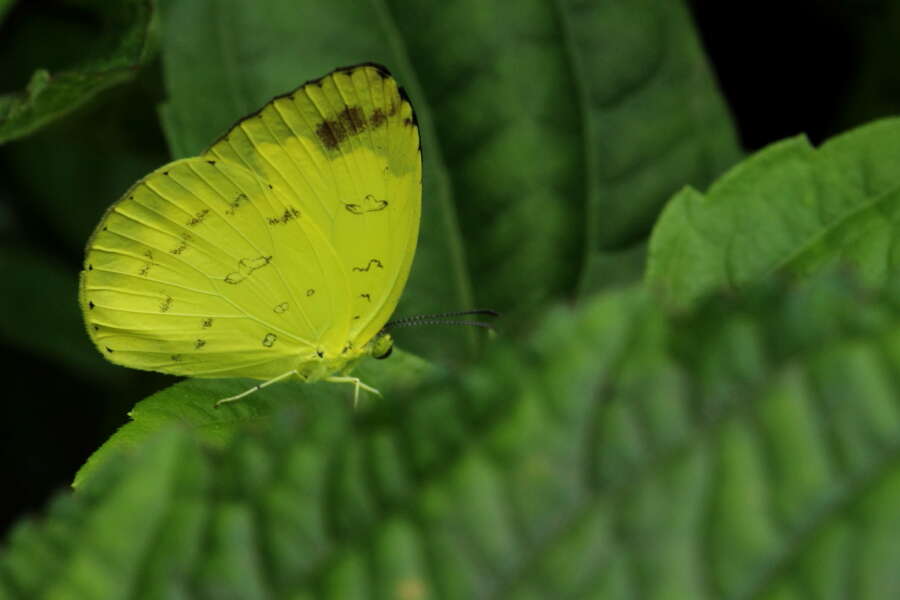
[79,63,421,406]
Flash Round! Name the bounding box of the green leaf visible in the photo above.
[156,0,739,359]
[0,76,169,250]
[577,240,648,291]
[6,271,900,598]
[0,0,156,144]
[1,430,204,599]
[72,349,437,490]
[646,117,900,310]
[565,0,742,295]
[0,246,127,382]
[0,0,15,25]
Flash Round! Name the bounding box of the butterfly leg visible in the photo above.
[214,369,299,408]
[325,376,382,407]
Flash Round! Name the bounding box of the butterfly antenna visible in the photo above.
[382,319,496,331]
[381,309,500,332]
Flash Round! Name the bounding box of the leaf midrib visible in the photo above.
[764,182,900,282]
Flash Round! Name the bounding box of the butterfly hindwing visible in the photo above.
[80,158,351,378]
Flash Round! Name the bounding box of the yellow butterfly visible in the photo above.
[79,64,421,406]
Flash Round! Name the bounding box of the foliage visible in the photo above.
[2,0,900,598]
[0,0,155,144]
[7,274,900,598]
[646,118,900,311]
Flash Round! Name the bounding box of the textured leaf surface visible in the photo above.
[562,0,741,294]
[5,272,900,598]
[157,0,739,357]
[0,0,156,144]
[72,350,435,490]
[646,117,900,310]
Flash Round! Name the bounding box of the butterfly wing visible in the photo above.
[80,157,351,378]
[203,63,422,354]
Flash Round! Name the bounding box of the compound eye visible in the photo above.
[373,345,393,360]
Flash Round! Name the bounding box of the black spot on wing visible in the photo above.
[352,258,383,272]
[267,207,300,225]
[186,209,209,227]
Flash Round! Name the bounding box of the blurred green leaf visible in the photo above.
[646,117,900,310]
[833,1,900,134]
[0,246,130,382]
[0,0,15,25]
[73,349,436,490]
[0,0,156,144]
[565,0,742,294]
[157,0,739,361]
[1,74,169,250]
[577,240,648,291]
[6,271,900,598]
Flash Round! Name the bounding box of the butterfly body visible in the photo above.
[79,64,420,397]
[292,331,393,383]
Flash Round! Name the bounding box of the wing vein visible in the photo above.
[229,121,324,335]
[129,181,305,329]
[180,161,313,335]
[270,102,333,220]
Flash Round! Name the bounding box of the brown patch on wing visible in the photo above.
[316,106,365,150]
[340,106,366,135]
[316,120,341,150]
[370,108,386,127]
[315,103,404,151]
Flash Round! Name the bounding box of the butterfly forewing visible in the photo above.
[203,64,421,354]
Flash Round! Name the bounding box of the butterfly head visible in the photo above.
[369,333,394,360]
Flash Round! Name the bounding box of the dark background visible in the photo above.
[1,0,898,537]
